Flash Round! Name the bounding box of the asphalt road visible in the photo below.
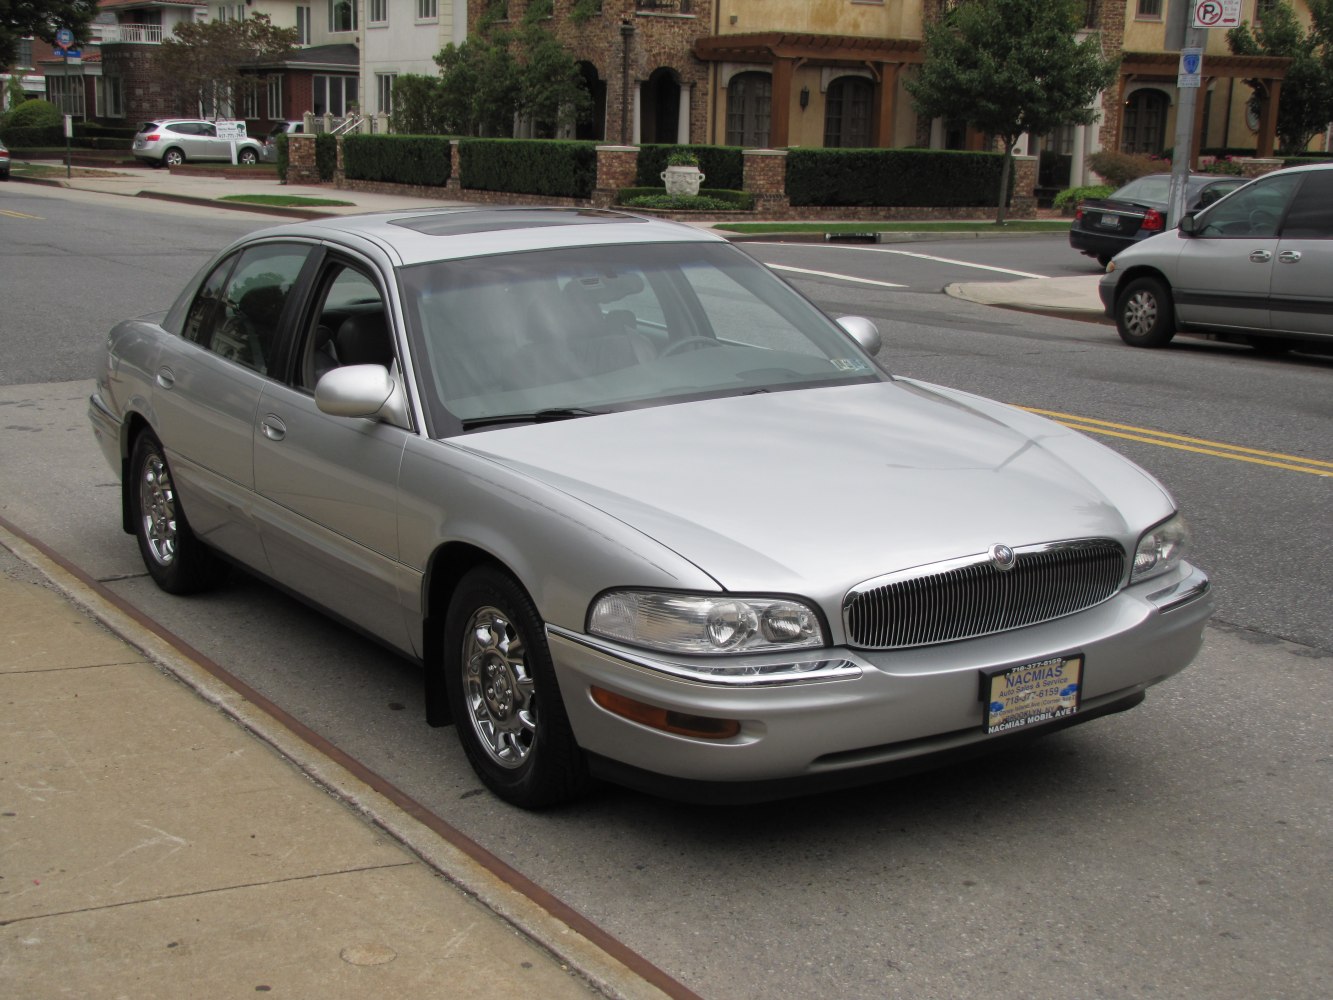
[2,185,1330,1000]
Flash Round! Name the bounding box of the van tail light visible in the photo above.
[1142,209,1165,232]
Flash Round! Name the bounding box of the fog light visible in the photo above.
[590,686,741,739]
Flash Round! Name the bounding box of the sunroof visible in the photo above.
[389,209,642,237]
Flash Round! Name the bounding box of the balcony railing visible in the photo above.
[91,23,165,45]
[636,0,693,13]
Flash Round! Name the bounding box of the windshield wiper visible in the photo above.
[461,407,605,430]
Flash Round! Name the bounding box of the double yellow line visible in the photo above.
[1021,407,1333,478]
[0,208,42,220]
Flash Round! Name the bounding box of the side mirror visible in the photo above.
[1179,214,1198,236]
[315,364,409,428]
[836,315,882,356]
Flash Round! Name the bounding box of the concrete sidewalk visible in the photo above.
[0,527,676,1000]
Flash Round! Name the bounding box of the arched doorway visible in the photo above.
[726,71,771,147]
[639,68,680,144]
[1121,89,1169,156]
[575,62,606,142]
[823,76,874,148]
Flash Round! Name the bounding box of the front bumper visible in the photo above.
[1098,273,1119,316]
[549,564,1212,800]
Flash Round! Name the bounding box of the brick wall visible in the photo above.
[286,133,320,184]
[102,44,183,123]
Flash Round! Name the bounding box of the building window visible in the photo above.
[726,72,771,147]
[1135,0,1162,18]
[369,0,388,23]
[17,38,33,69]
[376,73,397,115]
[1083,0,1100,28]
[328,0,356,33]
[823,76,873,148]
[418,0,438,19]
[267,76,283,120]
[241,85,258,120]
[313,74,358,116]
[1122,89,1169,155]
[97,76,125,118]
[296,5,312,44]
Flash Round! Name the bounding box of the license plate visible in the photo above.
[981,655,1083,735]
[1096,213,1122,229]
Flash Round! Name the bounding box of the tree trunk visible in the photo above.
[995,139,1016,225]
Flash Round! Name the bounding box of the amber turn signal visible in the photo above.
[590,686,741,740]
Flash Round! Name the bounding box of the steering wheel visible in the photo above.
[1248,209,1279,234]
[662,336,722,357]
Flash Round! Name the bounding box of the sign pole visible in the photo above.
[1167,2,1207,228]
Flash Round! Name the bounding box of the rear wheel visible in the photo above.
[443,567,589,808]
[128,431,227,594]
[238,147,258,165]
[162,147,185,168]
[1115,276,1176,348]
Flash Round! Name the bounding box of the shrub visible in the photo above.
[620,194,747,212]
[459,138,596,198]
[315,133,337,181]
[1200,157,1244,175]
[6,98,61,129]
[0,125,63,147]
[616,187,754,210]
[343,133,451,186]
[276,132,289,181]
[1086,150,1163,187]
[1053,185,1113,215]
[785,148,1012,208]
[636,144,743,190]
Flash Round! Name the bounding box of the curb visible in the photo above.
[134,189,340,220]
[722,229,1068,245]
[0,517,692,1000]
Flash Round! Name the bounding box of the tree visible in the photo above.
[907,0,1118,223]
[1227,0,1333,155]
[1,0,97,70]
[154,14,298,121]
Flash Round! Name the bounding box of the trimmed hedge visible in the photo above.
[786,149,1014,208]
[635,144,744,191]
[616,186,754,210]
[0,125,63,147]
[343,133,451,186]
[315,133,338,182]
[459,138,597,198]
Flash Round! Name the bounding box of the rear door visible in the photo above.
[1269,170,1333,339]
[1173,170,1304,332]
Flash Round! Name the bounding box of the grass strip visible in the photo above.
[219,194,355,208]
[717,220,1071,234]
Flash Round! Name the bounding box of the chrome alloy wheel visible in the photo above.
[462,606,537,769]
[138,451,179,567]
[1121,289,1159,339]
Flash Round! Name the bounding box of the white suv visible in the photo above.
[132,120,263,167]
[1099,162,1333,353]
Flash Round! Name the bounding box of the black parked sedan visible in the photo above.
[1070,173,1247,266]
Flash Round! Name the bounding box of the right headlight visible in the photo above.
[587,590,827,656]
[1131,513,1190,584]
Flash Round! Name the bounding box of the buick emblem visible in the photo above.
[989,543,1017,571]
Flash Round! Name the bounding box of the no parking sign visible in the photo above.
[1192,0,1241,28]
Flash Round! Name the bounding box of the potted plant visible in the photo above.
[661,149,705,197]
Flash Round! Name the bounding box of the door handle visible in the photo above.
[259,415,287,442]
[1278,250,1302,263]
[156,367,175,389]
[1249,250,1272,263]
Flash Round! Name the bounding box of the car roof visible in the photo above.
[247,207,728,266]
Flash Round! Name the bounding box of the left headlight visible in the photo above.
[1131,513,1190,584]
[588,590,826,656]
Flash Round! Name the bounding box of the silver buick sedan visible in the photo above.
[89,208,1213,807]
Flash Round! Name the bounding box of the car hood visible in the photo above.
[451,381,1174,595]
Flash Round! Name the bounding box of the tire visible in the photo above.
[443,567,589,808]
[128,431,227,595]
[1115,276,1176,348]
[238,148,258,165]
[163,147,185,168]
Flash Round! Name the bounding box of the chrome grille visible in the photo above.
[843,539,1126,649]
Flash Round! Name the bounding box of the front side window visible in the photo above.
[399,242,882,431]
[301,263,391,389]
[184,244,311,375]
[1195,172,1303,238]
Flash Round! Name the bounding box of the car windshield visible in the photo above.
[398,242,884,431]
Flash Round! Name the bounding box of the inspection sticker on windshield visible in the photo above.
[981,655,1083,735]
[830,358,870,371]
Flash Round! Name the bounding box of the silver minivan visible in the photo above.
[132,119,263,167]
[1099,162,1333,352]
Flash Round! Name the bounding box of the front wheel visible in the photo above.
[443,567,589,808]
[128,431,227,594]
[1115,276,1176,348]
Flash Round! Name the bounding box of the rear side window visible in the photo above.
[1281,172,1333,240]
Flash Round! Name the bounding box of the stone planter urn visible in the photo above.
[662,164,705,197]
